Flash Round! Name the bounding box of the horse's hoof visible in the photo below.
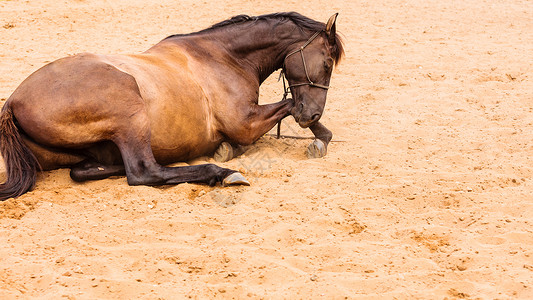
[306,139,327,158]
[214,142,234,162]
[223,172,250,186]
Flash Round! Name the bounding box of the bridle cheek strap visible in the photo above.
[282,31,330,94]
[276,31,330,138]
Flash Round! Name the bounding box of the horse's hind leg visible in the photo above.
[21,134,85,170]
[119,141,249,186]
[67,141,126,182]
[114,113,249,187]
[70,160,126,182]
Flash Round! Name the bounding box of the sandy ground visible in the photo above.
[1,0,532,298]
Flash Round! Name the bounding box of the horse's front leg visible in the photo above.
[306,121,332,158]
[242,97,295,143]
[215,98,294,162]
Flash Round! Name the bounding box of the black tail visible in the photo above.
[0,103,40,200]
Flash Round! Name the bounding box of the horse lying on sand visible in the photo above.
[0,12,344,200]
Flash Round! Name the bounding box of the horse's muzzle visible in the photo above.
[291,102,322,128]
[294,111,321,128]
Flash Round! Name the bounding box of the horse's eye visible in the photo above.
[324,57,334,70]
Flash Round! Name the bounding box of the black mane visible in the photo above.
[165,12,344,64]
[206,12,327,33]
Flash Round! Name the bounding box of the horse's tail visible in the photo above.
[0,103,40,201]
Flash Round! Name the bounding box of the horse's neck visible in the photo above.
[156,23,306,83]
[198,24,305,83]
[220,25,302,82]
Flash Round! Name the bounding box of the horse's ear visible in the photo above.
[325,13,338,43]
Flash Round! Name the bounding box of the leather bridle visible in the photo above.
[280,31,330,98]
[276,31,330,138]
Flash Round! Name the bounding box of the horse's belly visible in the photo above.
[151,133,221,164]
[148,104,222,164]
[131,66,222,164]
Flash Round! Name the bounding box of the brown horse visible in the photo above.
[0,12,344,200]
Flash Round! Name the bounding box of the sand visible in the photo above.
[1,0,532,298]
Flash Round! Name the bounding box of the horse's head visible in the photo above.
[283,13,344,128]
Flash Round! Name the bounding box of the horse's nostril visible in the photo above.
[311,113,321,123]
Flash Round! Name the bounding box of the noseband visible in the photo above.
[276,31,330,138]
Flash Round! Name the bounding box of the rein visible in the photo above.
[276,31,329,138]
